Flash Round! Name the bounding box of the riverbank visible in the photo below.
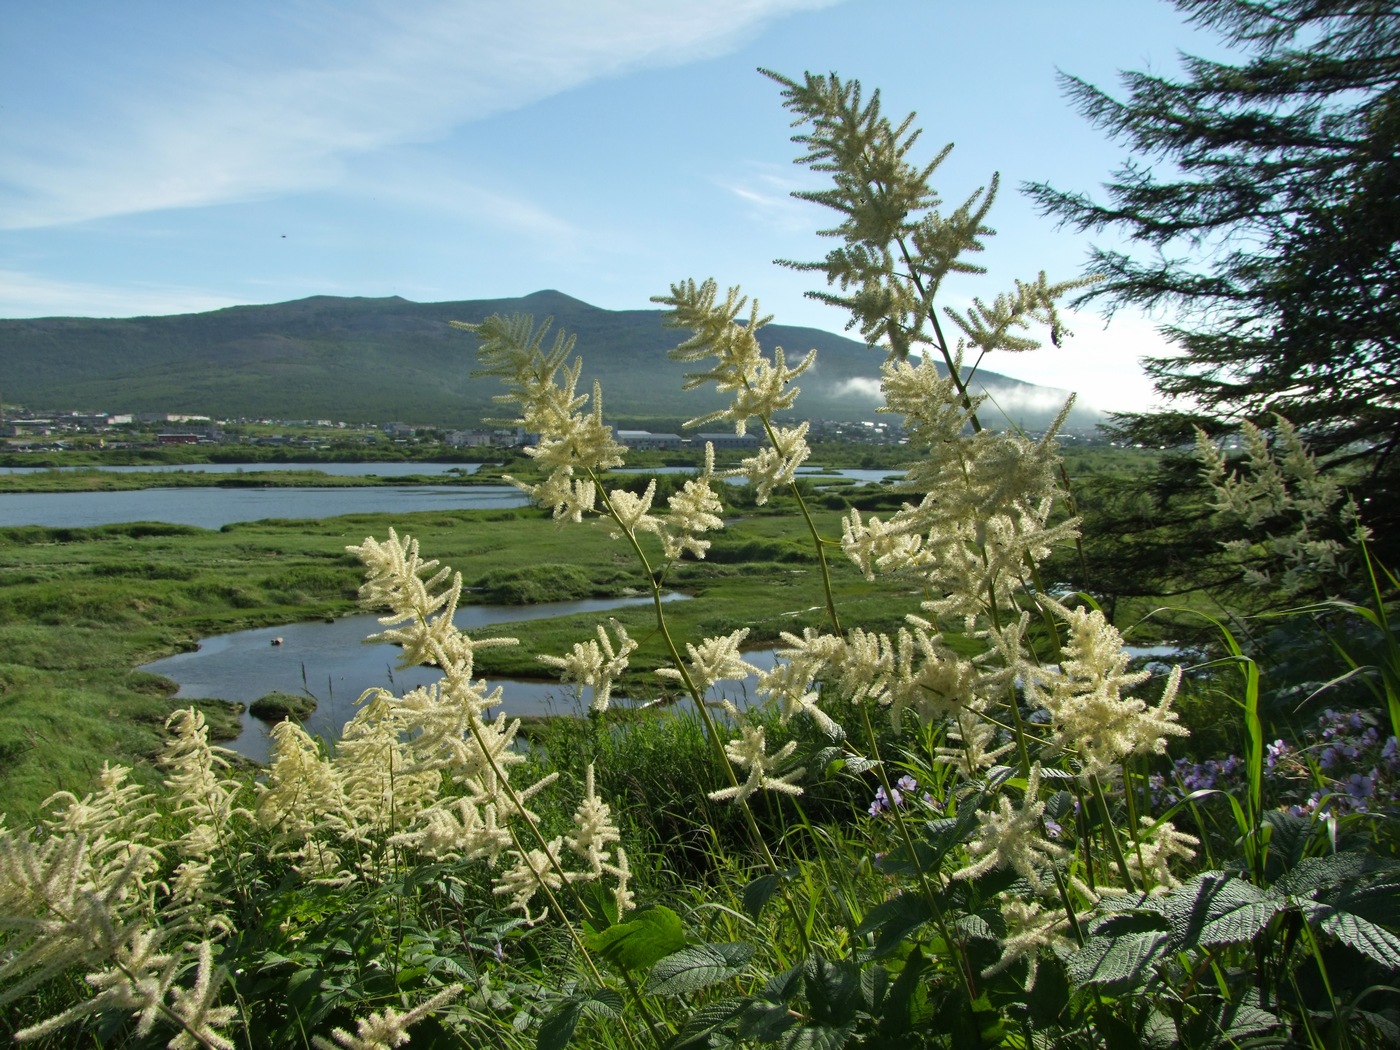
[0,498,916,818]
[0,465,498,493]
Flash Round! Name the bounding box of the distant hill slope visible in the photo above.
[0,291,1099,429]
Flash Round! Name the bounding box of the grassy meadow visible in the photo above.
[0,480,918,819]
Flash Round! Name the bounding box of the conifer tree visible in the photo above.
[1027,0,1400,556]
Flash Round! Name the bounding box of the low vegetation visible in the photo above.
[248,692,319,724]
[3,51,1397,1050]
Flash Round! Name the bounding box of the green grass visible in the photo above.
[0,498,918,819]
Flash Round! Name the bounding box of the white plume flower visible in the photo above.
[708,722,805,804]
[953,765,1066,891]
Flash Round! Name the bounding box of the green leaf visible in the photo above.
[645,942,754,996]
[854,891,933,959]
[537,1000,583,1050]
[1024,953,1071,1029]
[803,955,863,1027]
[666,997,750,1050]
[842,754,879,775]
[1164,872,1267,950]
[742,871,783,920]
[1197,901,1285,947]
[585,906,686,975]
[758,962,806,1005]
[737,1000,799,1043]
[1273,852,1380,898]
[578,879,621,934]
[1318,908,1400,968]
[874,947,930,1036]
[781,1022,858,1050]
[582,989,625,1020]
[1178,990,1280,1048]
[1328,879,1400,928]
[1094,1012,1144,1050]
[1067,932,1169,993]
[951,913,996,942]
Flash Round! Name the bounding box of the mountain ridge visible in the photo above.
[0,292,1098,429]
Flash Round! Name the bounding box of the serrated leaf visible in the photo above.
[1273,852,1380,898]
[876,946,931,1035]
[1165,872,1267,950]
[581,989,625,1020]
[857,962,886,1013]
[1089,910,1171,938]
[743,871,783,920]
[1328,880,1400,928]
[1197,900,1285,947]
[1094,1012,1143,1050]
[669,997,750,1050]
[1354,1008,1400,1046]
[781,1022,859,1050]
[1260,809,1314,878]
[1024,953,1070,1029]
[843,754,879,774]
[737,1000,798,1042]
[585,906,685,975]
[537,1000,583,1050]
[758,962,805,1005]
[918,807,981,867]
[1220,1002,1283,1041]
[803,955,863,1026]
[853,891,933,959]
[646,942,754,996]
[1319,908,1400,968]
[1067,932,1169,992]
[951,913,996,942]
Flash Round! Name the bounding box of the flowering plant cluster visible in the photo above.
[1152,707,1400,821]
[3,67,1398,1050]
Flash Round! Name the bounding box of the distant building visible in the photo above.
[444,427,525,448]
[616,429,684,451]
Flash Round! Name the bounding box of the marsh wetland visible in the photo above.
[0,463,923,817]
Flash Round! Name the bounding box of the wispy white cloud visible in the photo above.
[829,376,884,401]
[346,151,586,248]
[715,162,825,234]
[1,0,842,230]
[975,381,1078,417]
[0,270,242,319]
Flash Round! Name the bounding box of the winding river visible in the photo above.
[137,593,784,764]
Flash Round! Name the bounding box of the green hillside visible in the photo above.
[0,291,1098,428]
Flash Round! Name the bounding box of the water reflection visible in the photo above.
[0,462,485,476]
[0,484,527,529]
[140,593,700,763]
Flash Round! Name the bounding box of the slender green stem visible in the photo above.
[463,716,650,1050]
[1120,758,1150,889]
[589,468,814,955]
[892,230,983,434]
[1297,920,1349,1050]
[755,415,843,634]
[1089,772,1137,894]
[858,705,979,1003]
[1049,864,1085,947]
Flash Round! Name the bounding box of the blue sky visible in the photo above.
[1,1,1226,412]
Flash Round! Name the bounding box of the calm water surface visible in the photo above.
[0,483,527,529]
[0,464,898,529]
[0,462,483,476]
[135,593,774,764]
